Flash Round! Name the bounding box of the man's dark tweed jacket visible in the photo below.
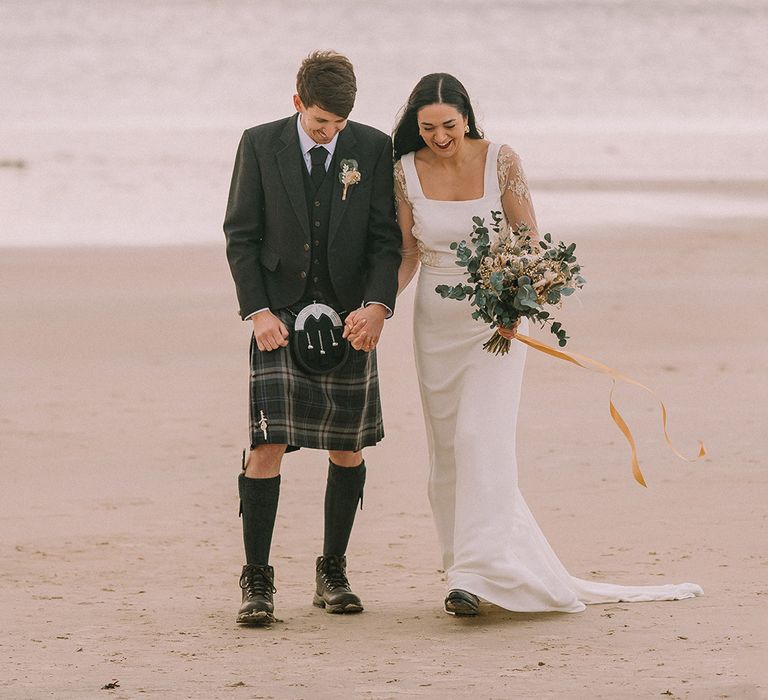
[224,114,402,319]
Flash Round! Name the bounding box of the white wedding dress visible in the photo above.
[396,143,702,612]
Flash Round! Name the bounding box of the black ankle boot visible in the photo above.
[313,555,363,614]
[237,564,276,625]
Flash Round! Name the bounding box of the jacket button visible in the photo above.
[303,243,310,251]
[299,271,306,279]
[314,221,320,228]
[314,201,321,207]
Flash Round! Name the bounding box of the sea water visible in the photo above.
[1,0,766,245]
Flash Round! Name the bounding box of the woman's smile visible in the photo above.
[417,103,466,158]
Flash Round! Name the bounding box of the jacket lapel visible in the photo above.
[276,115,310,240]
[328,124,359,246]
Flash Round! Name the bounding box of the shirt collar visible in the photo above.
[296,113,339,159]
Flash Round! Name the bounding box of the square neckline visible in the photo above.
[410,142,493,203]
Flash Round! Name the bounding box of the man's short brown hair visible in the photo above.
[296,51,357,119]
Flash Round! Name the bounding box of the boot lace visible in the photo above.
[240,566,276,598]
[320,556,350,591]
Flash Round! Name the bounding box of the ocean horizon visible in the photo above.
[1,0,766,246]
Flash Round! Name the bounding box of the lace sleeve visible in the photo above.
[497,144,538,236]
[394,159,410,208]
[392,159,419,292]
[497,145,531,203]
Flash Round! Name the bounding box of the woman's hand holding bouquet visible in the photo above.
[436,211,586,355]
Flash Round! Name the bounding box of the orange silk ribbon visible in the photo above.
[514,333,706,487]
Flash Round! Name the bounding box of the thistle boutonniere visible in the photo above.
[338,159,361,200]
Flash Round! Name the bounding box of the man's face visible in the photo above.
[293,95,348,144]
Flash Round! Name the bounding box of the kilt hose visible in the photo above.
[248,308,384,453]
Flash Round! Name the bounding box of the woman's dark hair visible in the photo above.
[393,73,483,160]
[296,50,357,119]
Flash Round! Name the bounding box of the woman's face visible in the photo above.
[417,103,468,158]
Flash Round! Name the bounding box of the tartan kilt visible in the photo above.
[248,308,384,452]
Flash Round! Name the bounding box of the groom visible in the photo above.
[223,51,401,625]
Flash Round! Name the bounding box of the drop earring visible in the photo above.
[464,124,470,134]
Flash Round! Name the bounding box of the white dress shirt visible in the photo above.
[296,115,338,173]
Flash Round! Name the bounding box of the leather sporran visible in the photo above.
[290,302,350,374]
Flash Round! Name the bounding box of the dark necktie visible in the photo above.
[309,146,328,190]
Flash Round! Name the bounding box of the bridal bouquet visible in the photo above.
[435,211,586,355]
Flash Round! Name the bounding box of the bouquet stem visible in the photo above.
[483,330,512,355]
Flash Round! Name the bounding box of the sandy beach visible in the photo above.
[2,1,768,697]
[1,218,766,698]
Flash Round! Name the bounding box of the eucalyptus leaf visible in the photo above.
[435,213,584,353]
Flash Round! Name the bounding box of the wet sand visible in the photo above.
[1,219,766,698]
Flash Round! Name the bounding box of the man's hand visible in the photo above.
[252,310,289,352]
[343,305,387,352]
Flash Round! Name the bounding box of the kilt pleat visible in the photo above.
[248,309,384,452]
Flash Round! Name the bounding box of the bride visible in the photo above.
[381,73,702,615]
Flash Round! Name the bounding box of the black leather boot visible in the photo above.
[313,555,363,614]
[237,564,276,625]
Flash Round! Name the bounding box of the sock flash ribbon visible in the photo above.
[514,333,706,487]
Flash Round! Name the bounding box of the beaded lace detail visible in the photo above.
[497,146,531,203]
[394,160,410,206]
[416,239,452,267]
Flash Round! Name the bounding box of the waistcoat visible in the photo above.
[300,157,340,308]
